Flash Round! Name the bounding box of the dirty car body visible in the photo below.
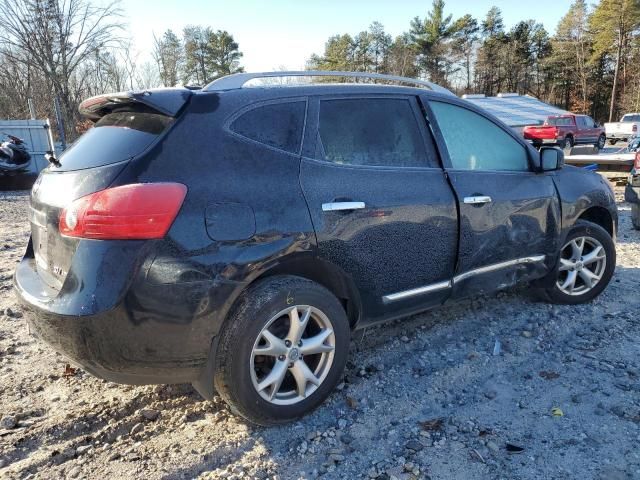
[14,75,618,419]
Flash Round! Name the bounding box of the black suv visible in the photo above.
[15,71,617,425]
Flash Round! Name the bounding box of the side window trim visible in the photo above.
[421,95,536,173]
[224,96,308,156]
[313,94,440,170]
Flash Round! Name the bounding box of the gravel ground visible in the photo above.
[0,187,639,480]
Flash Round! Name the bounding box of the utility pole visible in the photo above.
[27,98,36,120]
[54,96,66,151]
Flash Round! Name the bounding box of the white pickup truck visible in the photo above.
[604,113,640,144]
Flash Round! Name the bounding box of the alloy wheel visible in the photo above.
[250,305,336,405]
[556,236,607,296]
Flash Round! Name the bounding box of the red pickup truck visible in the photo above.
[523,114,606,150]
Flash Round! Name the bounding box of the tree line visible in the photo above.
[308,0,640,123]
[0,0,243,143]
[0,0,638,144]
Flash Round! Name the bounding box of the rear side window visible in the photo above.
[430,101,529,172]
[57,112,173,171]
[230,101,306,154]
[546,117,574,126]
[317,98,431,168]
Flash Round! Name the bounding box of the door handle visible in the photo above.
[322,201,366,212]
[463,196,492,205]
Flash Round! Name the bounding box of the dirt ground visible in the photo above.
[0,187,639,480]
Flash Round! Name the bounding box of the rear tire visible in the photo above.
[561,135,574,150]
[543,220,615,304]
[632,205,640,230]
[213,275,350,426]
[608,139,618,145]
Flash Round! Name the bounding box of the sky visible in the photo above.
[121,0,572,72]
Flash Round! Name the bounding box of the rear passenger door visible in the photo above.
[576,116,595,144]
[583,116,599,144]
[299,95,458,322]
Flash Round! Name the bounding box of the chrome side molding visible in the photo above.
[382,280,452,303]
[452,255,545,283]
[322,201,366,212]
[382,255,546,303]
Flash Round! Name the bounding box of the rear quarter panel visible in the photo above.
[105,91,316,356]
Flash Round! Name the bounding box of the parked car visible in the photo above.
[565,135,640,183]
[523,114,606,150]
[624,146,640,229]
[605,113,640,144]
[14,71,618,425]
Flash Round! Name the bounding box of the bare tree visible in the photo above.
[0,0,123,139]
[152,29,183,87]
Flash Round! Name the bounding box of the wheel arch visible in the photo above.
[251,254,362,330]
[578,206,614,237]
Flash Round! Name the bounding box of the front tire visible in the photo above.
[543,220,615,304]
[595,134,606,150]
[213,275,350,425]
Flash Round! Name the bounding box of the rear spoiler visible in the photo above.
[79,87,194,121]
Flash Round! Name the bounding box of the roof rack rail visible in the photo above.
[203,71,454,95]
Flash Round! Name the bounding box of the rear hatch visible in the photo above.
[29,89,191,292]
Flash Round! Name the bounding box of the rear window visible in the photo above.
[55,112,173,171]
[546,117,574,126]
[229,101,306,154]
[621,114,640,122]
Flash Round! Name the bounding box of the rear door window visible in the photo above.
[546,117,573,126]
[577,116,589,128]
[316,97,434,168]
[229,100,306,154]
[56,112,173,171]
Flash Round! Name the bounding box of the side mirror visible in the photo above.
[594,123,599,128]
[539,147,564,171]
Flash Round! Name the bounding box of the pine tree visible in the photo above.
[589,0,640,120]
[207,30,244,79]
[409,0,458,86]
[451,14,479,92]
[153,30,183,87]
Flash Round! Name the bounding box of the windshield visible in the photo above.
[545,117,574,126]
[621,114,640,122]
[54,111,173,171]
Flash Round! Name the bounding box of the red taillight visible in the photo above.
[635,152,640,170]
[59,183,187,240]
[633,124,638,133]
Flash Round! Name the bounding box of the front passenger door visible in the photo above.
[425,99,561,298]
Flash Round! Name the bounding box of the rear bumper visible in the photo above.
[14,249,245,385]
[529,138,560,146]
